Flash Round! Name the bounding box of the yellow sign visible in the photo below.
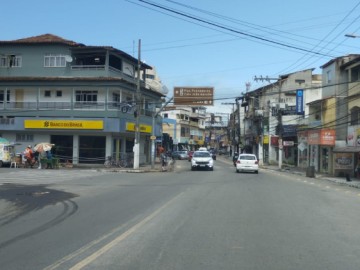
[126,122,152,133]
[25,120,104,130]
[263,135,269,144]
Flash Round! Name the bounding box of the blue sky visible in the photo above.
[2,0,360,113]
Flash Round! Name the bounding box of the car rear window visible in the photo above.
[240,155,256,160]
[194,152,210,157]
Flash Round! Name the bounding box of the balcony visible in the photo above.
[0,101,153,115]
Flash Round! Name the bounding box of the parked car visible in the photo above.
[172,150,189,160]
[235,153,259,173]
[191,150,214,171]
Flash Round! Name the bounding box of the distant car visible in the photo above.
[172,150,189,160]
[191,150,214,171]
[198,147,208,151]
[236,154,259,173]
[218,149,228,155]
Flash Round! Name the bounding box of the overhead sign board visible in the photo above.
[174,87,214,106]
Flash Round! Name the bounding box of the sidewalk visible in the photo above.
[218,155,360,189]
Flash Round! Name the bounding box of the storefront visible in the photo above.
[307,129,336,174]
[333,146,360,177]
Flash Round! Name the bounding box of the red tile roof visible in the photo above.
[0,34,83,46]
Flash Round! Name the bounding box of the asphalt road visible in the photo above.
[1,160,360,269]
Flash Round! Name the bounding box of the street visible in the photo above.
[1,160,360,269]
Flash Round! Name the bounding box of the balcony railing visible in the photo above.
[0,101,154,115]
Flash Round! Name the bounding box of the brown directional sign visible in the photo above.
[174,87,214,106]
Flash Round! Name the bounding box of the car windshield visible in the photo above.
[194,152,210,157]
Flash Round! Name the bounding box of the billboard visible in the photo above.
[174,87,214,106]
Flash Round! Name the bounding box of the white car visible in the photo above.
[191,150,214,171]
[235,154,259,173]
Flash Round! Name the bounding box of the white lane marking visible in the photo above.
[44,192,184,270]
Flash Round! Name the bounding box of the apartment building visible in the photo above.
[161,106,207,151]
[0,34,165,165]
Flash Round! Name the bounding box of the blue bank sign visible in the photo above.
[296,89,304,115]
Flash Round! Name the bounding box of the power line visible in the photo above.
[136,0,336,58]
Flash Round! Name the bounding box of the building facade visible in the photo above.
[0,34,165,165]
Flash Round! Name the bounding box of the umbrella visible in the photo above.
[0,137,10,144]
[34,142,55,153]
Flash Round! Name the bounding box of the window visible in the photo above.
[163,113,168,118]
[44,90,51,97]
[326,70,332,84]
[0,90,10,103]
[44,54,66,67]
[0,55,22,68]
[75,90,98,103]
[16,133,34,142]
[350,107,360,125]
[56,91,62,97]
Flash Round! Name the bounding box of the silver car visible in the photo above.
[235,154,259,173]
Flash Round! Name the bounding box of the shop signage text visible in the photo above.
[25,120,104,130]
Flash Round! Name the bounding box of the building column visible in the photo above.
[106,134,112,158]
[72,135,79,165]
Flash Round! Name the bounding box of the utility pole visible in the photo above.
[151,97,173,169]
[222,102,236,155]
[133,39,141,169]
[235,97,242,152]
[254,75,280,166]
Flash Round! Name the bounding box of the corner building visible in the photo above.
[0,34,165,165]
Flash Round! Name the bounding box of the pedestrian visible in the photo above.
[24,145,34,167]
[46,150,53,169]
[34,150,41,169]
[161,152,167,171]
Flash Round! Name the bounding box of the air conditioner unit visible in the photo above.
[255,110,264,116]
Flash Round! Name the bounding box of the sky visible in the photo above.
[2,0,360,114]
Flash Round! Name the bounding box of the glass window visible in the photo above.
[44,90,51,97]
[0,90,10,103]
[56,91,62,97]
[0,55,22,67]
[16,133,34,142]
[44,54,66,67]
[75,91,98,103]
[350,107,360,125]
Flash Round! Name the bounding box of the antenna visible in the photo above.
[65,55,73,62]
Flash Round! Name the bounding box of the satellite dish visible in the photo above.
[65,55,73,62]
[161,85,169,95]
